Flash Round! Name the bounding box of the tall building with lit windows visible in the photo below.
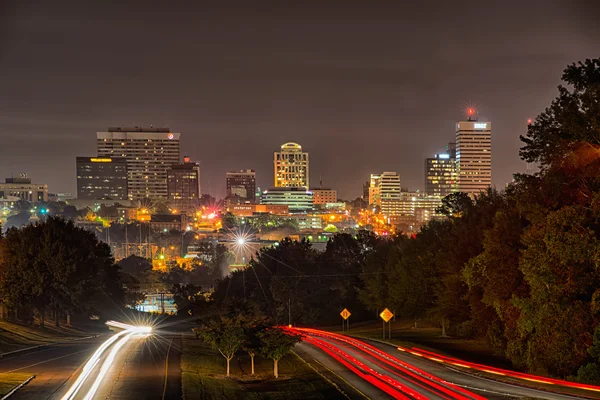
[167,156,201,212]
[76,157,128,200]
[425,142,458,197]
[97,127,180,200]
[456,117,492,195]
[273,142,309,188]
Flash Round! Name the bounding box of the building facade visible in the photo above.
[0,175,48,203]
[456,120,492,195]
[368,174,381,206]
[76,157,128,200]
[226,169,256,203]
[261,187,313,213]
[273,142,309,188]
[311,188,337,205]
[97,127,181,200]
[227,204,289,217]
[167,156,200,212]
[425,142,458,197]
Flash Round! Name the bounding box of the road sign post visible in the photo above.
[340,308,351,332]
[379,308,394,339]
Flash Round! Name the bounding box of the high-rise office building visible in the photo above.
[167,156,201,212]
[456,117,492,195]
[368,174,381,206]
[378,172,401,216]
[226,170,256,203]
[76,157,128,200]
[425,142,458,197]
[273,142,309,188]
[97,127,180,199]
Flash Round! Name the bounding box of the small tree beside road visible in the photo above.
[257,327,302,378]
[197,316,245,377]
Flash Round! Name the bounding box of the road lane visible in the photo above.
[48,323,181,400]
[291,328,593,400]
[0,338,104,400]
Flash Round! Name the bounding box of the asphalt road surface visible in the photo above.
[0,325,181,400]
[292,328,594,400]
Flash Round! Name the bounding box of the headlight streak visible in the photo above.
[83,332,134,400]
[61,321,152,400]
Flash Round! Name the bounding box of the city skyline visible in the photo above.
[0,2,598,199]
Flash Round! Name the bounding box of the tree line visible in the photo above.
[188,58,600,383]
[0,217,130,326]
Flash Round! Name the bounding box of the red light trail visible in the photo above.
[286,327,485,399]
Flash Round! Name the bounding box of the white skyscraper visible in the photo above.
[456,117,492,195]
[97,127,181,200]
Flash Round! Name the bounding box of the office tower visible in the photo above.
[456,114,492,194]
[97,126,181,200]
[425,142,458,197]
[378,172,401,216]
[0,174,48,203]
[167,156,201,212]
[260,187,313,213]
[368,174,381,206]
[362,181,369,201]
[273,142,309,188]
[76,157,128,200]
[226,169,256,203]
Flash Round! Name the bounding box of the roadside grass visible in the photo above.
[334,319,600,399]
[0,320,88,353]
[340,318,510,367]
[0,372,32,396]
[181,338,344,400]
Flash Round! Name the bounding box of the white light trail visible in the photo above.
[83,332,133,400]
[61,321,152,400]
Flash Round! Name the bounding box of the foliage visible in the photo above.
[257,327,302,378]
[0,217,125,326]
[196,316,245,376]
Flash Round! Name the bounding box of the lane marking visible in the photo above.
[162,338,173,400]
[5,350,89,373]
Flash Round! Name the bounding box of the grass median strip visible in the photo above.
[0,373,34,397]
[181,338,344,400]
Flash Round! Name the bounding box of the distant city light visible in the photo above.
[237,238,245,245]
[438,154,450,159]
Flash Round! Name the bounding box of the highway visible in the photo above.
[291,328,597,400]
[0,321,181,400]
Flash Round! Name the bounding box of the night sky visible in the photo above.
[1,1,598,199]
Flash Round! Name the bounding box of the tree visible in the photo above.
[257,327,301,378]
[520,58,600,172]
[197,316,245,376]
[240,313,271,375]
[0,217,125,327]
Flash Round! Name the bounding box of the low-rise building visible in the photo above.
[227,204,289,217]
[311,188,337,205]
[0,175,48,203]
[261,187,313,213]
[150,213,188,232]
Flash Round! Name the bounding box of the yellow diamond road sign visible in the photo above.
[380,308,394,323]
[340,308,351,320]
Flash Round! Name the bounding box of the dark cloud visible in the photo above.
[0,1,598,198]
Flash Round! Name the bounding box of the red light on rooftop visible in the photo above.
[527,118,532,125]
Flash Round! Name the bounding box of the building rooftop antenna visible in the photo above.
[466,107,478,122]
